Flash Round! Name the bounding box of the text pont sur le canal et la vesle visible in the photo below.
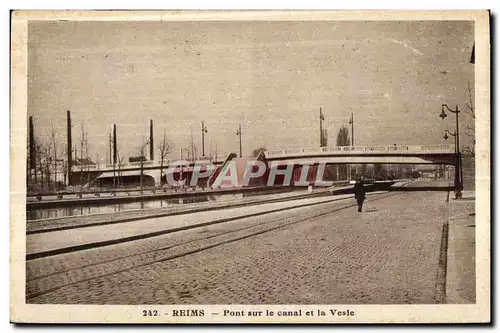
[145,309,355,317]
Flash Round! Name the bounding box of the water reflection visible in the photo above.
[26,196,209,221]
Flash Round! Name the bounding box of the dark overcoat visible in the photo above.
[353,182,366,200]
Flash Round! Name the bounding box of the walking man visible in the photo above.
[354,177,366,212]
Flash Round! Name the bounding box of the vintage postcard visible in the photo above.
[10,10,490,323]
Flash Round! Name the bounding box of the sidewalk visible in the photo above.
[446,191,475,303]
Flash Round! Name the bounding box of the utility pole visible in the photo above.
[108,133,112,164]
[347,112,354,180]
[319,107,325,147]
[113,124,117,164]
[113,124,117,189]
[236,125,242,157]
[29,116,36,182]
[149,119,154,161]
[96,153,99,187]
[349,112,354,146]
[66,110,72,187]
[201,121,208,157]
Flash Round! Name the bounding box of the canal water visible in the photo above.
[26,196,210,221]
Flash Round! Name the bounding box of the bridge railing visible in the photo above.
[419,144,453,151]
[77,164,98,169]
[264,145,454,157]
[128,160,154,167]
[72,153,229,172]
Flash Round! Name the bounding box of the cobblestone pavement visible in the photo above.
[29,191,448,304]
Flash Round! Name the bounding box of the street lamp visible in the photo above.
[319,107,325,147]
[348,112,354,146]
[347,112,355,180]
[443,129,457,142]
[439,104,462,199]
[236,125,243,158]
[201,121,208,157]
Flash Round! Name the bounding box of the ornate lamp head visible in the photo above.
[439,105,448,119]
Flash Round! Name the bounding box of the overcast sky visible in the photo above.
[28,20,474,162]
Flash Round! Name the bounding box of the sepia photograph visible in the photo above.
[10,10,490,323]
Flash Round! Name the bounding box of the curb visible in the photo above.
[435,222,449,303]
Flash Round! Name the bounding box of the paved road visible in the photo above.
[28,191,448,304]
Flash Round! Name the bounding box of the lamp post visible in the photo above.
[236,125,242,158]
[319,107,325,147]
[201,121,208,157]
[348,112,354,146]
[439,104,462,199]
[348,112,354,179]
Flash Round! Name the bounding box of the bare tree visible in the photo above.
[62,159,67,186]
[336,126,350,146]
[464,81,475,157]
[41,141,53,191]
[29,121,62,192]
[374,163,388,180]
[79,123,86,192]
[189,128,197,161]
[84,131,91,187]
[34,141,44,189]
[158,130,173,186]
[321,128,328,147]
[336,126,351,179]
[252,146,267,157]
[139,140,148,189]
[49,121,64,191]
